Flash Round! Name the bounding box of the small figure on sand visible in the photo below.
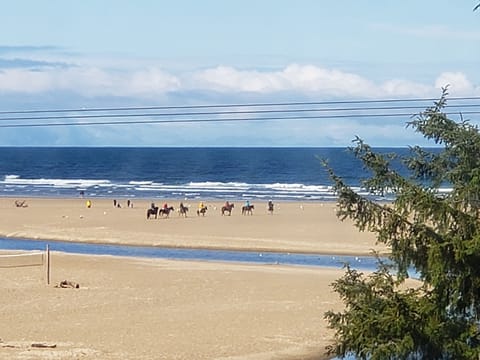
[197,202,207,216]
[242,200,254,215]
[14,200,28,208]
[147,203,159,219]
[86,200,92,208]
[178,202,188,217]
[221,201,234,216]
[268,200,274,215]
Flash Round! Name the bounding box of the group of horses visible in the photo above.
[146,205,175,219]
[221,203,257,216]
[146,203,207,219]
[147,201,271,219]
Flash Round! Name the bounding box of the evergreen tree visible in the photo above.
[324,88,480,359]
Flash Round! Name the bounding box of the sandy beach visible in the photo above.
[0,197,384,359]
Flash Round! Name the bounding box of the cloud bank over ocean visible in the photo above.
[0,53,477,99]
[0,46,478,147]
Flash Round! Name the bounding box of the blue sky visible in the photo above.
[0,0,479,146]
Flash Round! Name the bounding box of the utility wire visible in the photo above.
[0,96,478,128]
[1,111,479,129]
[1,103,480,122]
[0,95,479,115]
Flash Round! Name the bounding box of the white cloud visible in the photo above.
[190,65,286,92]
[435,72,479,95]
[282,64,377,96]
[190,64,474,99]
[0,68,53,93]
[0,62,477,100]
[190,64,379,96]
[0,66,181,97]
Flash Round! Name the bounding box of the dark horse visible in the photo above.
[159,206,175,218]
[197,206,208,216]
[178,203,189,217]
[242,204,254,215]
[221,203,234,216]
[146,206,159,219]
[268,201,274,215]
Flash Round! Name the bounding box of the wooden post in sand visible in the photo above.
[45,244,50,285]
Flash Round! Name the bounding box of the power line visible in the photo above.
[1,111,479,129]
[0,95,479,115]
[1,103,480,122]
[0,95,478,129]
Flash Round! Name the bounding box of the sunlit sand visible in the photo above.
[0,197,384,359]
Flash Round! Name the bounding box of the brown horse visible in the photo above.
[221,203,234,216]
[159,206,175,218]
[241,204,254,215]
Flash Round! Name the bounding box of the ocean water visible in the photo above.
[0,147,431,201]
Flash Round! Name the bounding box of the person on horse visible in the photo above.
[268,200,274,213]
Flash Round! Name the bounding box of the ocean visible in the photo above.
[0,147,432,202]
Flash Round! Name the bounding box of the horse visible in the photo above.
[221,203,234,216]
[147,206,159,219]
[159,206,175,218]
[178,203,189,217]
[242,204,254,215]
[197,206,207,216]
[268,201,274,215]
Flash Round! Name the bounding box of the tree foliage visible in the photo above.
[324,88,480,359]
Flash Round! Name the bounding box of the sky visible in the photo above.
[0,0,479,147]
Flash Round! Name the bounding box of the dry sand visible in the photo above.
[0,197,385,359]
[0,198,382,255]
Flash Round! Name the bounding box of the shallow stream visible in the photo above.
[0,237,379,271]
